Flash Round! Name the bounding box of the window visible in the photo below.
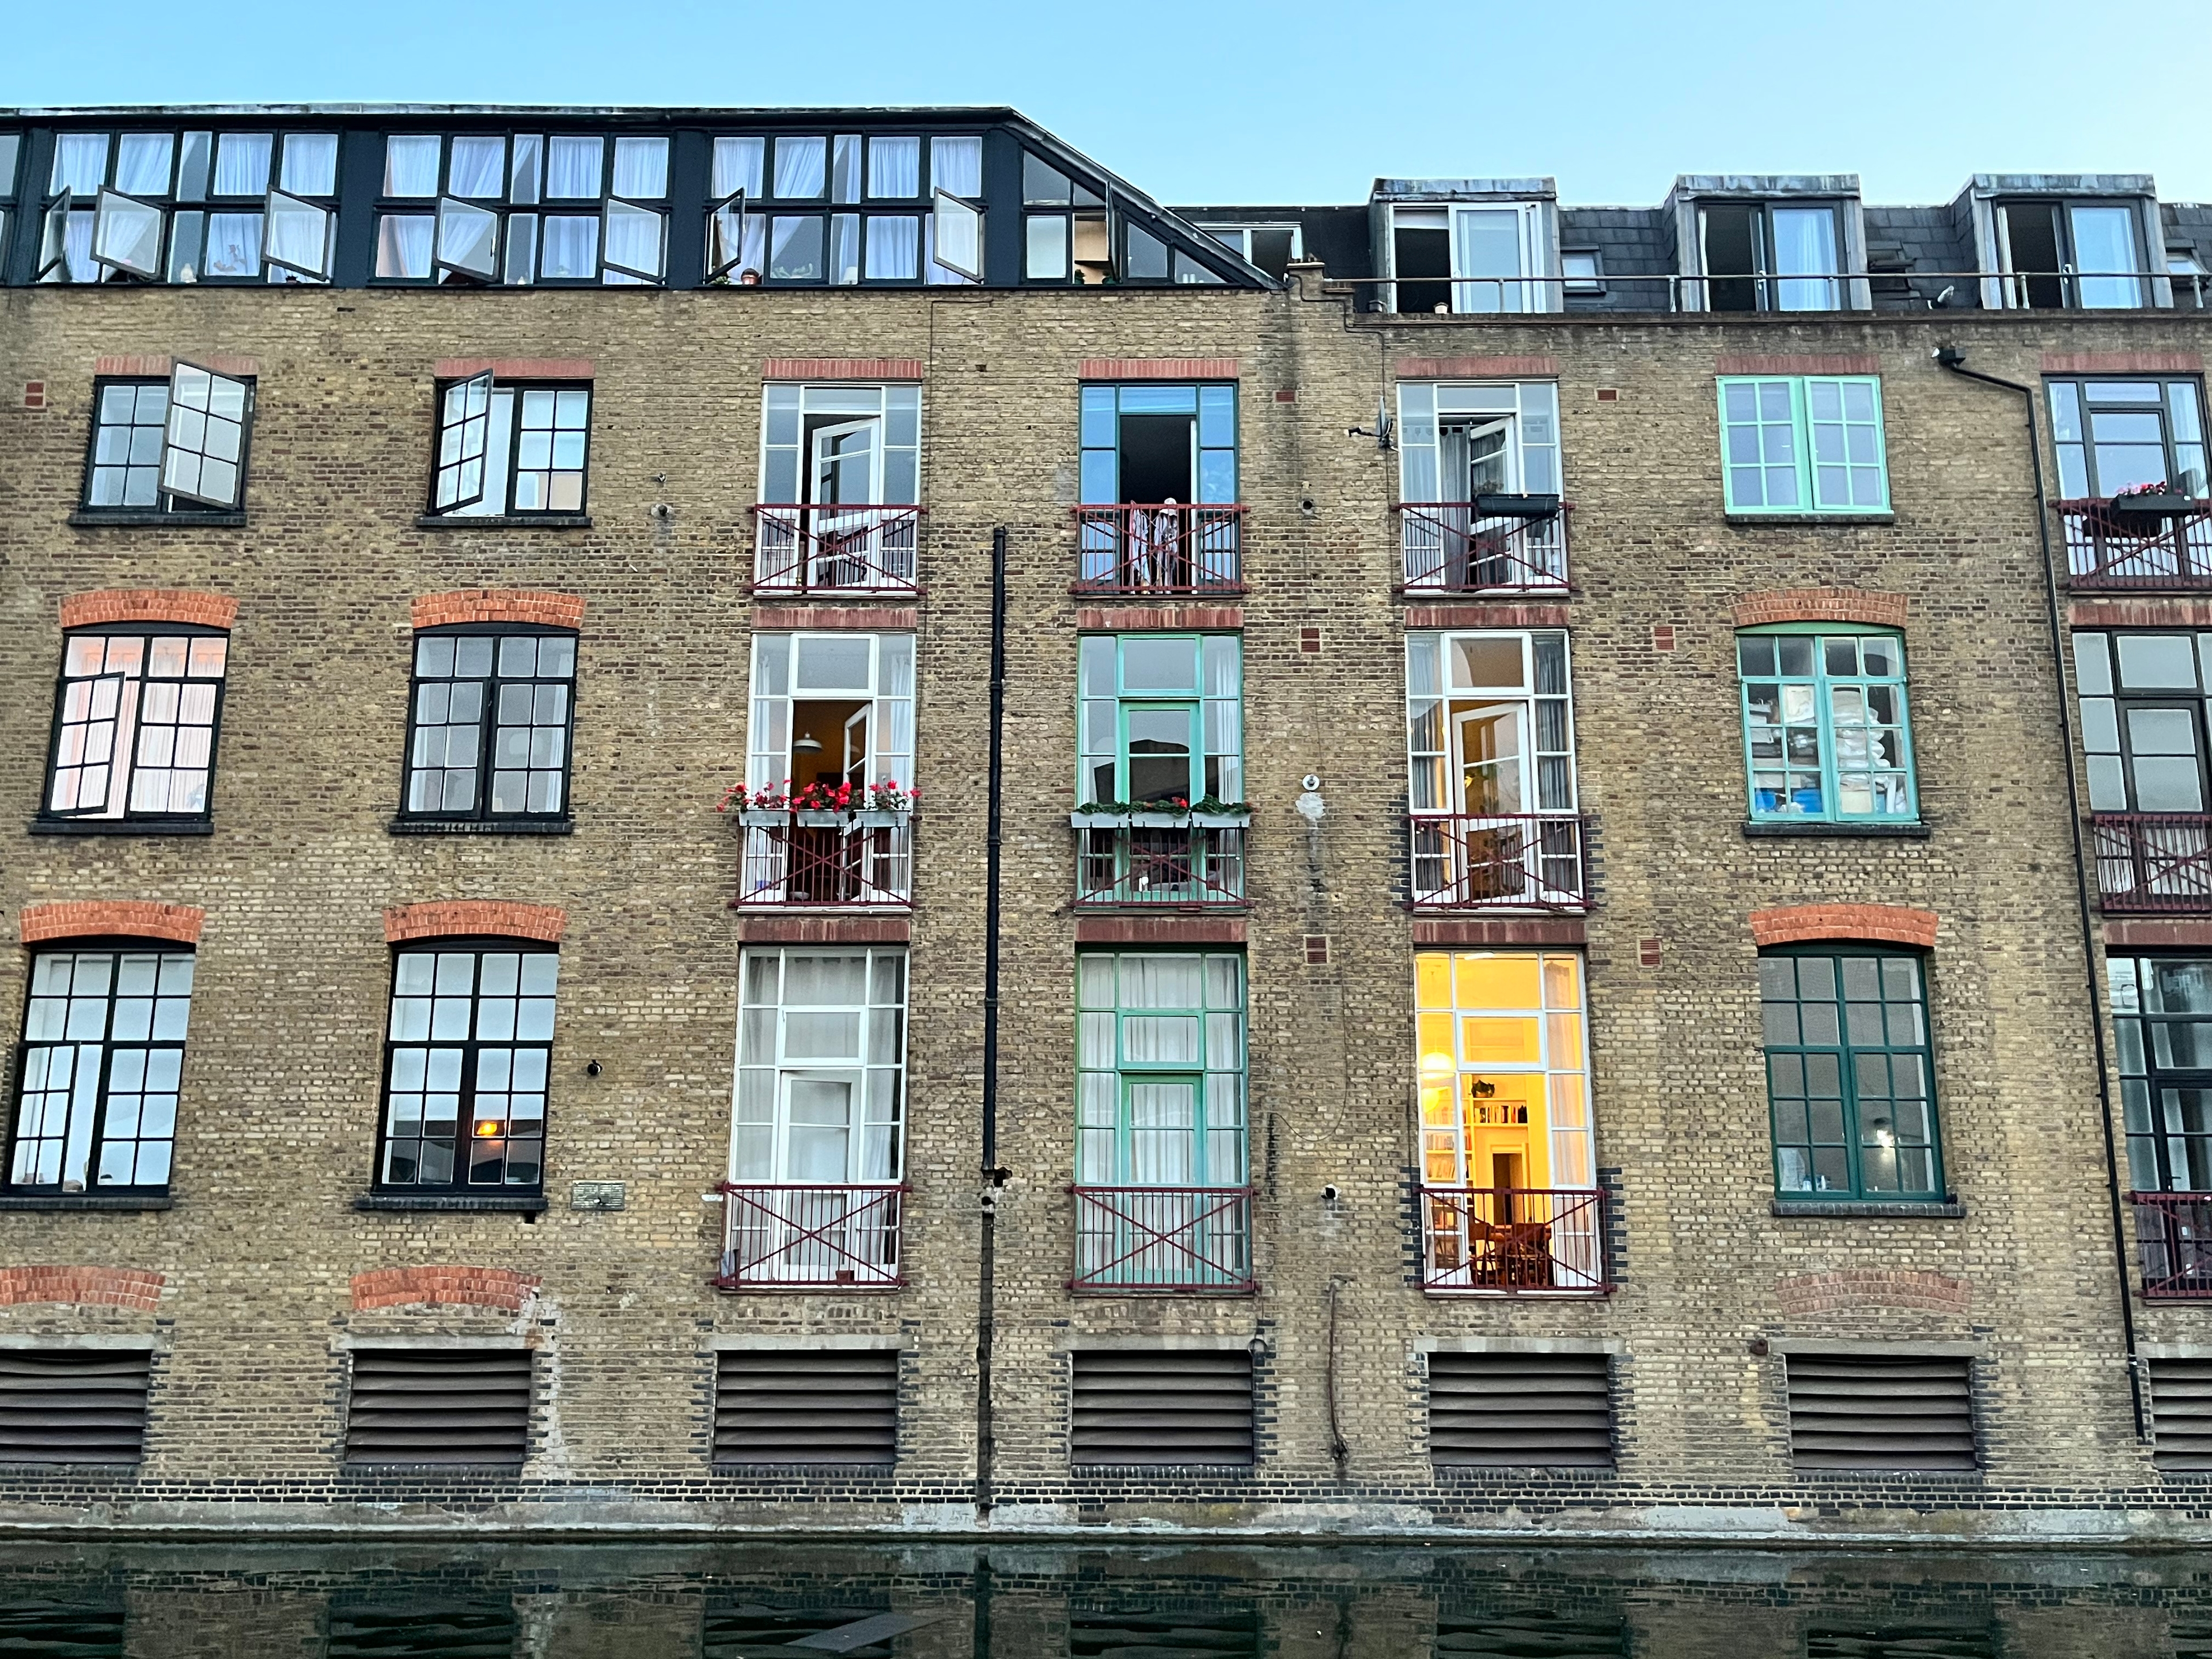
[1737,628,1915,821]
[1199,222,1301,280]
[1390,202,1547,314]
[759,383,921,507]
[376,132,667,286]
[1023,150,1101,283]
[402,628,577,822]
[1761,948,1942,1202]
[37,127,337,285]
[706,131,964,286]
[1397,381,1560,502]
[2048,378,2207,499]
[9,945,194,1192]
[746,632,914,797]
[378,942,558,1191]
[731,949,906,1183]
[1995,198,2146,309]
[1560,249,1603,295]
[1077,634,1241,809]
[2111,956,2212,1192]
[1696,200,1843,311]
[0,132,22,268]
[1717,376,1889,514]
[2074,632,2212,814]
[2173,248,2209,310]
[1076,952,1245,1187]
[81,366,255,515]
[1078,383,1237,507]
[426,377,590,516]
[43,628,228,825]
[1415,950,1592,1192]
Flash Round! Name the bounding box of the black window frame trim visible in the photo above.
[77,373,258,521]
[396,622,579,828]
[37,619,229,832]
[421,376,593,520]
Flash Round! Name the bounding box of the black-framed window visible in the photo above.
[0,132,21,271]
[705,130,981,287]
[378,941,557,1191]
[1760,946,1944,1202]
[1995,198,2149,309]
[81,366,256,514]
[9,944,194,1192]
[2073,631,2212,815]
[402,627,577,821]
[426,377,590,517]
[2048,377,2208,500]
[373,131,668,287]
[37,127,339,285]
[2112,955,2212,1192]
[1696,199,1844,312]
[43,626,228,825]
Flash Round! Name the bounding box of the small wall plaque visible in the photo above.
[570,1181,626,1212]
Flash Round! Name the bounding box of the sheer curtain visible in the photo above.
[113,134,173,196]
[1771,207,1840,311]
[867,137,919,199]
[446,136,504,199]
[611,137,668,199]
[544,137,602,199]
[712,137,764,199]
[211,133,271,198]
[929,135,980,199]
[384,137,440,198]
[775,136,826,199]
[52,133,108,196]
[1452,208,1525,314]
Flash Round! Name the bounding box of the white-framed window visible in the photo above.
[1198,222,1302,280]
[732,948,906,1183]
[747,632,915,794]
[1695,200,1844,312]
[759,383,921,507]
[1407,631,1576,819]
[1389,202,1551,315]
[1396,382,1560,503]
[1416,949,1593,1192]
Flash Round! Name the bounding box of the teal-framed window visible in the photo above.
[1076,951,1245,1186]
[1737,626,1915,822]
[1717,375,1889,514]
[1079,384,1237,505]
[1078,634,1242,808]
[1761,947,1942,1202]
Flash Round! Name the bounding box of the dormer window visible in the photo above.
[1696,200,1842,312]
[1390,203,1548,315]
[1995,199,2147,309]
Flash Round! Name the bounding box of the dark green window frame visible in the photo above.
[1760,946,1944,1203]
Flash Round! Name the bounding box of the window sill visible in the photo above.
[354,1192,548,1213]
[388,818,575,836]
[28,817,215,836]
[0,1192,173,1212]
[1742,820,1930,839]
[1772,1199,1965,1218]
[1725,512,1896,527]
[69,510,248,529]
[415,514,593,530]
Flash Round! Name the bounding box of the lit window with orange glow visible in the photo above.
[1415,950,1592,1192]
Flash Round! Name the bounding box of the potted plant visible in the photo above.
[718,779,919,828]
[2107,479,2199,521]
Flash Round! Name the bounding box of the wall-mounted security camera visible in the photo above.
[1302,774,1322,792]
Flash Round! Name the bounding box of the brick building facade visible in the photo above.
[0,107,2208,1540]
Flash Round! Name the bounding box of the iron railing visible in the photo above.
[714,1182,906,1290]
[1322,269,2177,315]
[1419,1186,1610,1294]
[735,813,914,908]
[1069,1185,1255,1293]
[752,505,923,594]
[1408,813,1590,911]
[2056,497,2212,589]
[1073,505,1244,594]
[2130,1193,2212,1299]
[1075,823,1246,907]
[2089,814,2212,914]
[1398,502,1570,594]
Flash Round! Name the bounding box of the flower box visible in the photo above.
[1475,492,1562,518]
[2107,491,2200,520]
[1069,809,1252,830]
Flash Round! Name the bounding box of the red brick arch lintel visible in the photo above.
[383,901,567,944]
[1749,903,1937,949]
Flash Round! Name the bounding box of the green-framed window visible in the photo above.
[1718,375,1889,514]
[1737,626,1915,821]
[1761,947,1942,1202]
[1076,951,1245,1186]
[1077,634,1242,809]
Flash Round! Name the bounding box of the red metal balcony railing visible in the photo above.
[752,505,923,594]
[2089,814,2212,914]
[1073,505,1244,594]
[1069,1185,1255,1293]
[735,814,914,908]
[1420,1187,1611,1295]
[1075,823,1246,907]
[2130,1193,2212,1299]
[2057,498,2212,590]
[714,1182,906,1290]
[1397,502,1570,595]
[1408,813,1590,911]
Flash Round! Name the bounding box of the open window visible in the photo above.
[747,632,915,801]
[377,132,666,287]
[43,626,229,824]
[1995,199,2147,309]
[1391,203,1548,314]
[1696,200,1843,311]
[1397,382,1565,591]
[81,368,254,517]
[755,384,922,589]
[426,376,591,517]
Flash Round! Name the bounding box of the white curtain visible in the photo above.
[712,136,763,199]
[376,214,432,279]
[602,200,662,278]
[52,132,108,196]
[263,192,329,275]
[213,132,271,198]
[447,136,504,199]
[865,215,918,280]
[774,135,825,198]
[384,136,440,198]
[1772,207,1839,310]
[611,136,668,199]
[545,136,602,199]
[538,214,597,279]
[281,133,338,196]
[868,137,919,199]
[114,133,172,196]
[930,135,981,198]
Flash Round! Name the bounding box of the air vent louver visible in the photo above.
[713,1350,898,1466]
[1786,1353,1975,1472]
[1428,1351,1613,1468]
[0,1349,151,1464]
[343,1348,531,1467]
[1070,1350,1253,1467]
[2148,1357,2212,1472]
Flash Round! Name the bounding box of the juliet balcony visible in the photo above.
[1071,810,1248,909]
[1068,1185,1255,1294]
[751,505,924,596]
[2089,814,2212,914]
[1397,498,1570,596]
[733,804,915,909]
[1419,1186,1611,1296]
[1407,812,1590,912]
[2130,1192,2212,1300]
[2058,496,2212,590]
[1072,504,1244,595]
[715,1182,906,1291]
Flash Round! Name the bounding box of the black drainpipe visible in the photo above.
[976,526,1012,1521]
[1935,346,2145,1437]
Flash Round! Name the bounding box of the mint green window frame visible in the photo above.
[1076,951,1245,1186]
[1718,375,1890,514]
[1737,624,1916,823]
[1077,634,1243,809]
[1762,946,1943,1203]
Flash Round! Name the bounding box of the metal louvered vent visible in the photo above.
[328,1604,516,1659]
[1433,1611,1628,1657]
[0,1348,151,1464]
[0,1601,125,1658]
[1072,1607,1261,1656]
[1070,1349,1254,1467]
[1805,1627,1997,1658]
[2149,1357,2212,1472]
[713,1349,898,1465]
[1428,1351,1613,1468]
[1786,1353,1976,1472]
[343,1348,531,1467]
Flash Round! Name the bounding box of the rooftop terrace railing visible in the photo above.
[1321,271,2181,314]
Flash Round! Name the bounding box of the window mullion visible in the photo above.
[1815,657,1843,820]
[1792,379,1816,509]
[475,669,501,820]
[82,1029,119,1190]
[456,1033,482,1188]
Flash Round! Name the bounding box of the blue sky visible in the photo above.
[7,0,2209,207]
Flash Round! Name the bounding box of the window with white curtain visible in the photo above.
[747,632,915,795]
[730,948,907,1184]
[1076,952,1246,1187]
[709,130,975,285]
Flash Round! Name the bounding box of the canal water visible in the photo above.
[0,1540,2202,1657]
